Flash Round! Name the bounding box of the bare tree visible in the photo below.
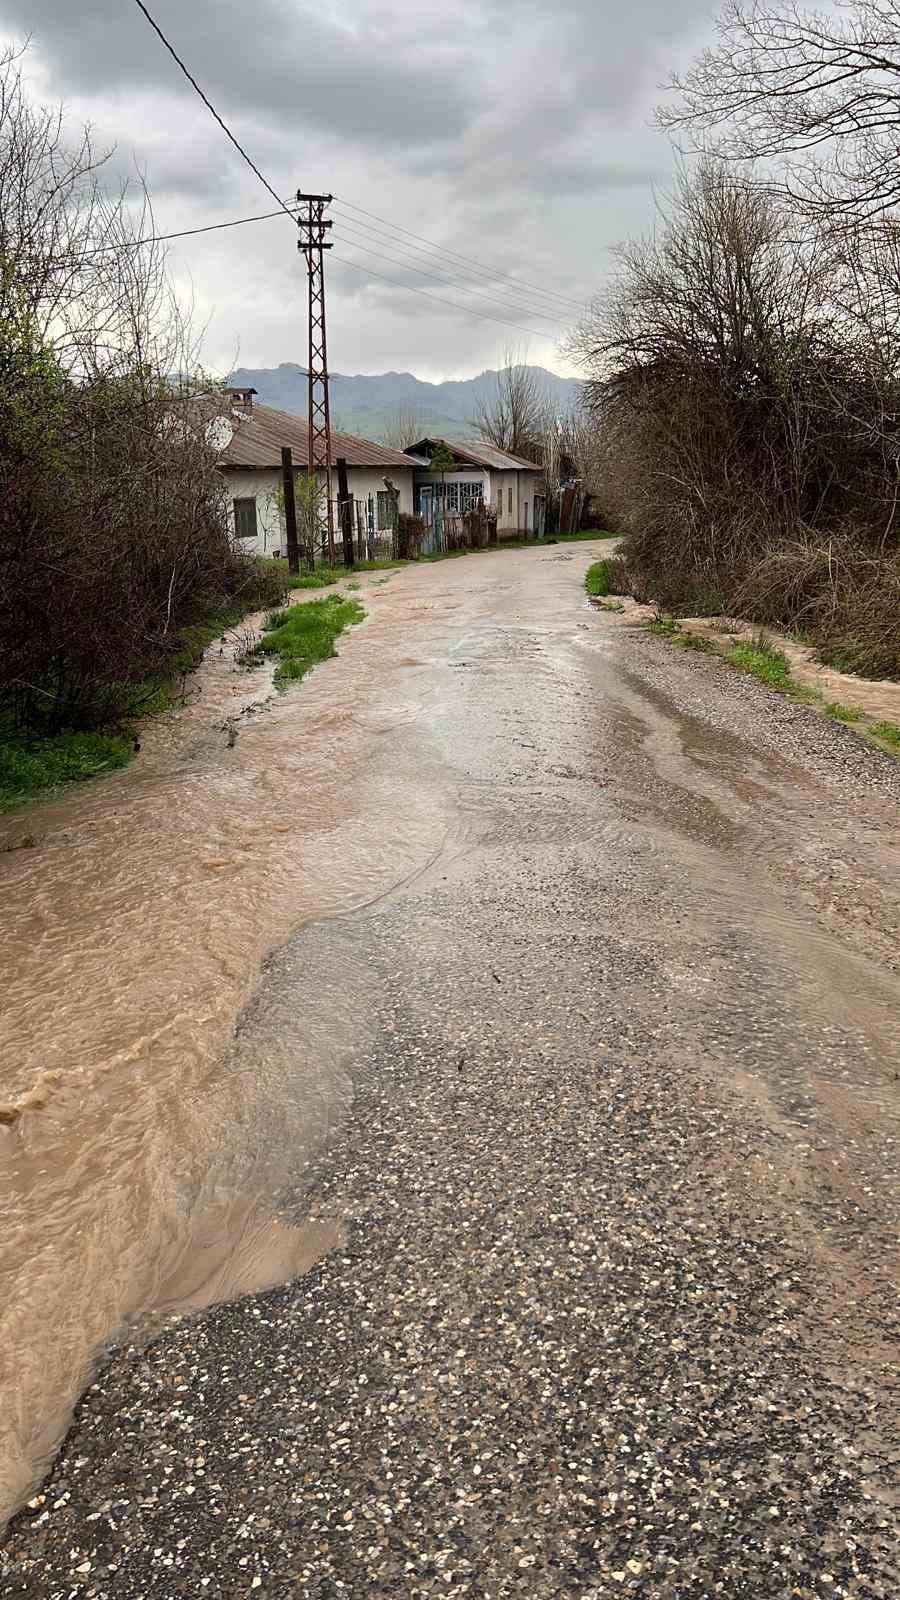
[0,43,278,736]
[471,345,548,462]
[379,404,430,449]
[659,0,900,222]
[565,159,900,675]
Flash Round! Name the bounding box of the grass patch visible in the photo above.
[597,598,626,612]
[0,728,132,811]
[870,719,900,748]
[585,559,620,598]
[727,633,794,692]
[261,593,365,687]
[673,629,714,652]
[825,701,862,723]
[286,567,343,590]
[647,613,682,636]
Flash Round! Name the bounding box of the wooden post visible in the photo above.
[281,447,300,574]
[336,456,354,569]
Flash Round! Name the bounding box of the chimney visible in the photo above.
[226,386,257,412]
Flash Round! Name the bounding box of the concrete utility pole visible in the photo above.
[297,192,335,564]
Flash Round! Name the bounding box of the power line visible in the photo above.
[81,205,297,258]
[129,0,298,224]
[332,199,585,316]
[333,196,587,313]
[334,233,565,330]
[333,218,571,327]
[332,253,561,341]
[74,207,575,335]
[126,0,588,332]
[80,203,572,330]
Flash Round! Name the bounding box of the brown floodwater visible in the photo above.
[0,571,460,1525]
[2,546,898,1531]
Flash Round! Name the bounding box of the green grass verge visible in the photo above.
[727,635,794,691]
[285,568,342,589]
[585,559,619,597]
[261,593,365,687]
[0,556,295,814]
[646,614,681,636]
[0,729,133,812]
[634,617,900,761]
[825,701,862,723]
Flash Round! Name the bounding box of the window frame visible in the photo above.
[233,495,258,540]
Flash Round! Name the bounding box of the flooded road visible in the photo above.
[1,541,899,1555]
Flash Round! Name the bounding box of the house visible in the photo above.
[217,388,416,557]
[403,438,545,539]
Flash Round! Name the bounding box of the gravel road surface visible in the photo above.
[3,542,898,1598]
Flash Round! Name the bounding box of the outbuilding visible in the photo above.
[404,438,545,539]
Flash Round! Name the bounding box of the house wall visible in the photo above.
[493,470,518,530]
[411,463,544,536]
[222,465,414,557]
[413,467,491,515]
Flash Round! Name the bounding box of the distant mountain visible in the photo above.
[227,363,583,444]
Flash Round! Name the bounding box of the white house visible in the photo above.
[218,388,416,557]
[404,437,546,538]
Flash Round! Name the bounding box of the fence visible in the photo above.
[309,497,500,565]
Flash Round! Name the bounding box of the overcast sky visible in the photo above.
[2,0,715,381]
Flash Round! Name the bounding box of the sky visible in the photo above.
[2,0,716,382]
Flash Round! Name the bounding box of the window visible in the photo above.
[507,485,513,515]
[460,481,484,512]
[377,489,391,529]
[233,496,257,540]
[443,481,460,511]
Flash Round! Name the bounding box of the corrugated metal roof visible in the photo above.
[219,403,416,471]
[405,437,543,473]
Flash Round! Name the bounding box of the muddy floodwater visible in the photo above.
[0,570,455,1523]
[1,545,899,1535]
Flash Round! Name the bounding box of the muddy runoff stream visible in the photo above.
[0,571,460,1526]
[3,547,899,1535]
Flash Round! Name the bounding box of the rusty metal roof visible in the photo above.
[219,403,416,471]
[404,437,543,473]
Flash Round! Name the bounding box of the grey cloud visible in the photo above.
[6,0,477,149]
[4,0,718,380]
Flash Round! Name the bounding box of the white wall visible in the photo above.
[221,465,414,557]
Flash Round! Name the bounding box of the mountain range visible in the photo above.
[227,363,583,445]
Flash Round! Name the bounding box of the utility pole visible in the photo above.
[281,447,300,574]
[297,192,335,565]
[335,456,354,570]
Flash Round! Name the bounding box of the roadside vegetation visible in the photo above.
[585,559,619,597]
[0,46,293,811]
[261,595,365,687]
[588,554,900,756]
[569,0,900,683]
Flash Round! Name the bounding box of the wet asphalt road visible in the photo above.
[2,544,899,1597]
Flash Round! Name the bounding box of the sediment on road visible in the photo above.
[2,542,898,1596]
